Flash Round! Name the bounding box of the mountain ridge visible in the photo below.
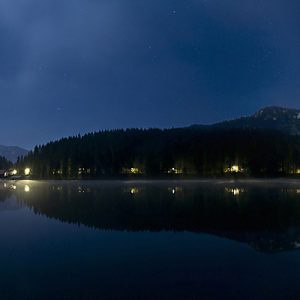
[0,145,28,163]
[2,106,300,164]
[191,106,300,135]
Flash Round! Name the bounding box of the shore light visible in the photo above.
[230,165,240,173]
[24,168,31,176]
[130,168,140,174]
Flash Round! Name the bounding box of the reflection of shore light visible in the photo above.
[233,188,240,196]
[24,168,31,176]
[78,187,84,193]
[168,187,183,194]
[24,185,30,192]
[226,187,244,196]
[11,185,17,190]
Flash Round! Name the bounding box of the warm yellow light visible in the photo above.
[12,169,17,175]
[130,187,139,194]
[130,168,140,174]
[225,165,243,173]
[233,188,240,196]
[24,168,31,176]
[24,185,30,192]
[231,165,239,172]
[226,187,244,196]
[168,167,183,174]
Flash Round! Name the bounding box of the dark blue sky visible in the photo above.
[1,0,300,149]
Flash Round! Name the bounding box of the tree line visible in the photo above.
[15,127,300,178]
[0,156,12,170]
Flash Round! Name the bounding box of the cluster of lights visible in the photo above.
[168,167,183,175]
[2,183,30,192]
[225,165,244,173]
[5,168,31,177]
[121,167,142,175]
[130,168,140,174]
[77,168,91,175]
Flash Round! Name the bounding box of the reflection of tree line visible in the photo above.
[0,156,11,170]
[9,184,300,231]
[4,183,300,252]
[0,186,13,203]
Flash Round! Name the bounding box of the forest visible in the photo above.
[14,127,300,178]
[0,156,12,170]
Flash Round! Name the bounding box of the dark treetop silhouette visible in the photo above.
[13,107,300,179]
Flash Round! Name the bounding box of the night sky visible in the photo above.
[1,0,300,149]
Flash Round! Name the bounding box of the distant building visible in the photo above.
[167,167,183,175]
[7,169,18,176]
[0,170,7,178]
[225,165,244,173]
[122,167,142,175]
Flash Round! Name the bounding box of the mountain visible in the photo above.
[15,105,300,178]
[0,145,28,163]
[210,106,300,134]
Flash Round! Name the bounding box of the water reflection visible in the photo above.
[2,180,300,252]
[225,187,245,196]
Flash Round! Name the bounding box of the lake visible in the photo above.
[1,179,300,299]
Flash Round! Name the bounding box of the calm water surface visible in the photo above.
[1,179,300,299]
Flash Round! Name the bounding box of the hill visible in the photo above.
[0,145,28,163]
[211,106,300,134]
[15,106,300,178]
